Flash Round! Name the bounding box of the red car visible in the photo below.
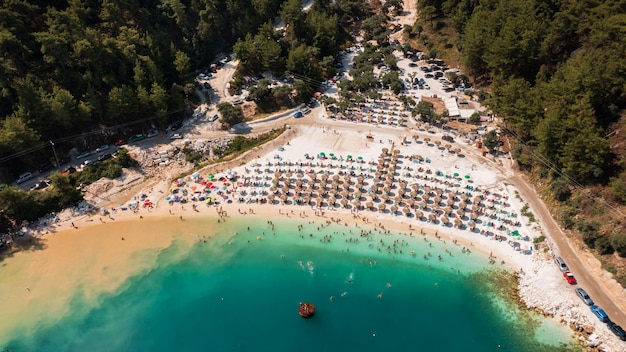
[114,139,126,146]
[563,272,577,285]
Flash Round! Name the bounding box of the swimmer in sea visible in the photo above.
[329,296,334,302]
[377,293,383,299]
[341,292,348,297]
[386,283,392,288]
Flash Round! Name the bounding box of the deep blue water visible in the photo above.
[4,218,578,351]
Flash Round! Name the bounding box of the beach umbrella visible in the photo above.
[473,196,482,204]
[465,175,471,179]
[428,214,436,222]
[366,201,374,209]
[447,198,455,206]
[403,206,410,215]
[472,204,480,212]
[378,203,386,212]
[454,218,463,227]
[382,147,389,155]
[391,205,398,214]
[329,197,336,205]
[444,206,453,214]
[357,156,363,161]
[208,174,215,179]
[441,216,449,224]
[341,199,349,208]
[468,221,476,229]
[415,210,424,219]
[457,209,465,217]
[353,200,361,209]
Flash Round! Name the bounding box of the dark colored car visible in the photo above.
[607,322,626,341]
[58,156,71,165]
[97,153,113,162]
[170,120,183,131]
[38,162,55,173]
[114,139,127,146]
[130,134,145,142]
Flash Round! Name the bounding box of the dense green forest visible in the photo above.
[414,0,626,184]
[0,0,370,181]
[0,0,376,229]
[411,0,626,279]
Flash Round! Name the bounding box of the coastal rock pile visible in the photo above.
[517,258,619,351]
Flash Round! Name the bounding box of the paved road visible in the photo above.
[509,174,626,327]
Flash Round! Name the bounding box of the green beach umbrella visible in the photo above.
[453,172,459,177]
[329,153,335,157]
[347,155,353,159]
[320,152,326,156]
[357,156,363,160]
[464,175,471,179]
[208,174,215,179]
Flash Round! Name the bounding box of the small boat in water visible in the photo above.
[299,302,315,318]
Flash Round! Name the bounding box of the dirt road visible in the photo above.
[509,174,626,327]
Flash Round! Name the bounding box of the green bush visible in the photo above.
[610,234,626,257]
[550,178,571,201]
[594,236,614,255]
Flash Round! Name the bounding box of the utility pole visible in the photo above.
[50,140,59,167]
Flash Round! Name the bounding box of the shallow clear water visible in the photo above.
[4,218,579,351]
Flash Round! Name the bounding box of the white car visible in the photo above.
[170,133,183,140]
[146,129,159,138]
[209,114,219,122]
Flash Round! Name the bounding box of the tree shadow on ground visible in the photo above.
[0,235,47,264]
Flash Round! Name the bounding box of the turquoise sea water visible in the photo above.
[5,218,579,351]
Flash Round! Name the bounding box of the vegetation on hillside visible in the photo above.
[411,0,626,282]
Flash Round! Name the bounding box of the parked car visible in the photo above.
[58,156,71,165]
[608,321,626,341]
[590,305,609,322]
[97,153,112,162]
[563,272,577,285]
[81,159,93,168]
[170,120,183,131]
[555,257,569,272]
[232,99,243,105]
[114,139,127,146]
[30,180,50,191]
[170,133,183,140]
[16,172,33,184]
[130,134,145,142]
[146,129,159,138]
[38,162,55,173]
[575,288,594,306]
[62,166,77,175]
[208,114,219,122]
[95,145,110,153]
[76,151,91,160]
[293,111,303,118]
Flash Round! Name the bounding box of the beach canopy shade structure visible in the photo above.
[208,174,215,179]
[465,175,471,179]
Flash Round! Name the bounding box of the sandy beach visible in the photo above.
[3,114,625,350]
